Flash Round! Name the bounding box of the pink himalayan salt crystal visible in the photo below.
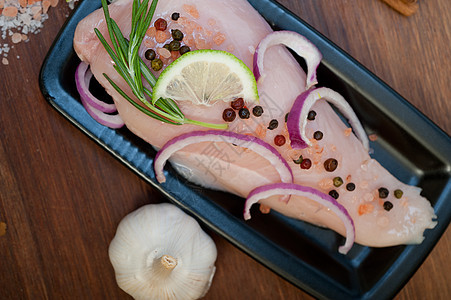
[11,32,22,43]
[2,6,18,17]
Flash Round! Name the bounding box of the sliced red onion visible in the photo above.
[243,183,355,254]
[79,94,125,128]
[287,87,369,151]
[253,31,322,90]
[75,62,124,128]
[75,61,118,113]
[154,130,293,184]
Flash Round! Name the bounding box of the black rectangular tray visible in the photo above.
[39,1,451,299]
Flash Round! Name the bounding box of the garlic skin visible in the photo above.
[109,203,217,300]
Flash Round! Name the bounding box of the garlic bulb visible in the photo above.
[109,203,217,300]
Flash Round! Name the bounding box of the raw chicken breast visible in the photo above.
[73,0,436,249]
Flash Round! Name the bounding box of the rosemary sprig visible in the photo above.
[94,0,227,129]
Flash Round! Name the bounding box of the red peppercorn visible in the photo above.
[324,158,338,172]
[274,135,286,146]
[222,108,236,122]
[154,18,167,31]
[231,98,244,110]
[300,158,312,169]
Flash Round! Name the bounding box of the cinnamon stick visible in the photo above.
[381,0,419,16]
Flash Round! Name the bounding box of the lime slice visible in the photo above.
[152,50,259,106]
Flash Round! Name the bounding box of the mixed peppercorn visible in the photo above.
[301,110,404,214]
[222,98,261,122]
[252,106,264,117]
[145,14,191,71]
[267,119,278,130]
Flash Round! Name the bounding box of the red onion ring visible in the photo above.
[75,62,124,128]
[75,62,118,113]
[253,31,322,90]
[243,183,355,254]
[79,95,125,129]
[287,87,369,151]
[154,130,293,184]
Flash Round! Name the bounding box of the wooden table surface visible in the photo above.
[0,0,450,299]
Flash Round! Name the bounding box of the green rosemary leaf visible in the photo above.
[111,64,136,94]
[104,73,181,125]
[154,98,183,119]
[130,0,140,41]
[158,98,184,119]
[130,0,148,45]
[139,0,156,38]
[133,53,143,94]
[94,28,132,89]
[141,89,184,122]
[109,19,157,88]
[136,0,150,25]
[100,0,121,57]
[110,19,129,61]
[140,60,157,87]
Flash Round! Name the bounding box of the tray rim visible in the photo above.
[39,1,451,299]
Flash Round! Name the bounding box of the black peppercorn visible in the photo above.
[346,183,356,191]
[267,119,278,130]
[179,45,191,55]
[171,29,184,41]
[169,40,181,51]
[163,43,171,51]
[307,110,316,120]
[383,201,393,211]
[329,190,339,199]
[144,49,156,61]
[238,108,250,119]
[378,187,389,199]
[252,105,264,117]
[171,12,180,21]
[222,108,236,122]
[324,158,338,172]
[313,131,323,140]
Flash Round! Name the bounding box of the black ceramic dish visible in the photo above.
[39,1,451,299]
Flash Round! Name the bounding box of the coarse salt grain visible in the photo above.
[11,31,21,43]
[157,47,171,59]
[1,0,80,63]
[2,6,18,18]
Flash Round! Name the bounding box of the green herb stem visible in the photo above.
[184,119,228,129]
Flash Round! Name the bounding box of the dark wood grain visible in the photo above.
[0,0,449,299]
